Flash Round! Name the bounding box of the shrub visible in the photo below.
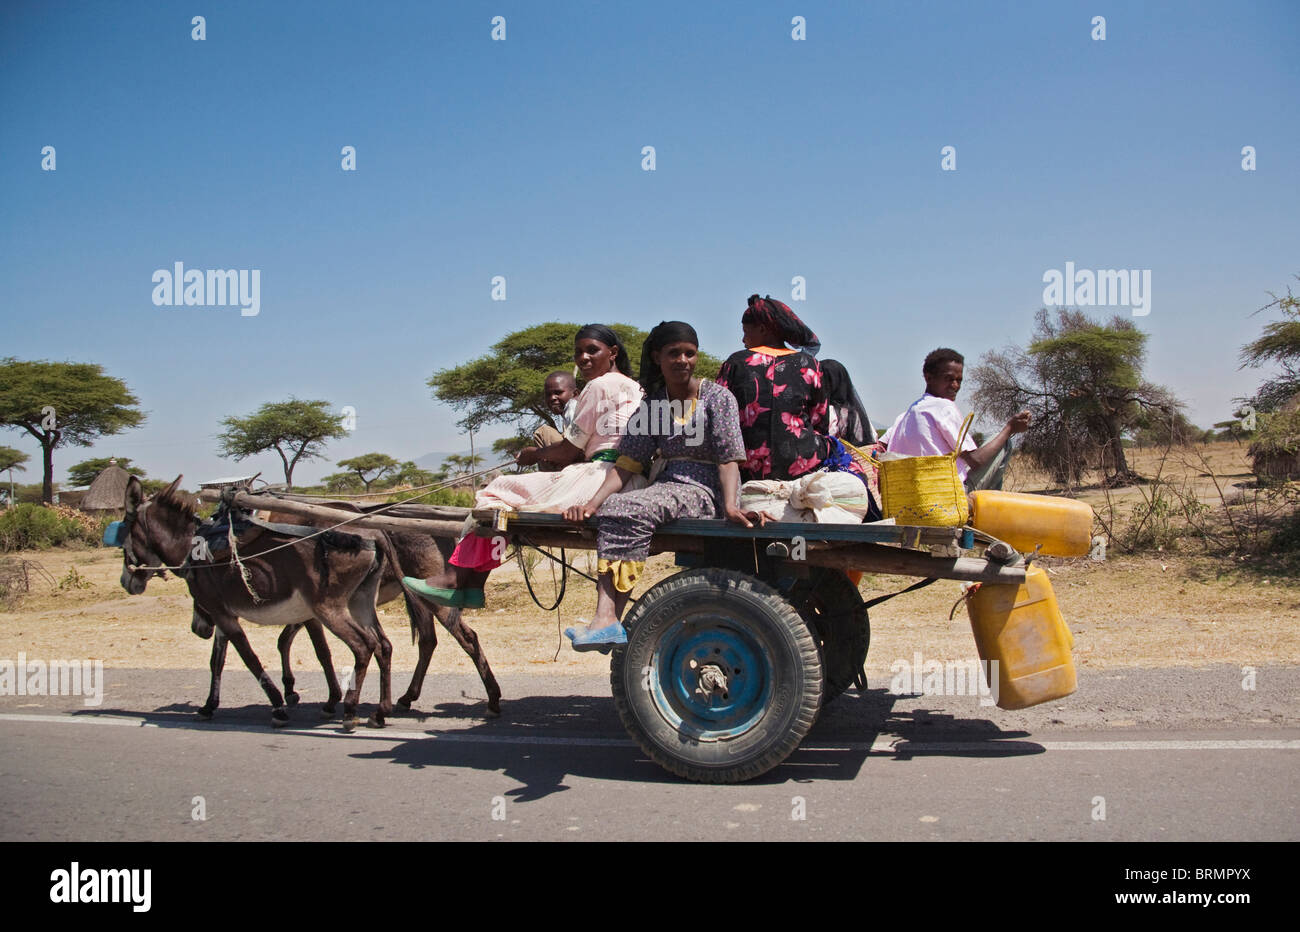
[56,566,93,590]
[0,504,111,552]
[387,487,476,508]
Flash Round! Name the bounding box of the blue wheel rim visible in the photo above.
[648,611,774,741]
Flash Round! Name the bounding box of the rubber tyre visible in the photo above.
[610,568,823,783]
[785,568,869,703]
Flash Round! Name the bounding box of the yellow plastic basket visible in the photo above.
[859,413,973,527]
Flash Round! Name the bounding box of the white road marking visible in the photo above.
[1,712,1298,752]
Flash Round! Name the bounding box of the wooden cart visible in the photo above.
[220,491,1024,783]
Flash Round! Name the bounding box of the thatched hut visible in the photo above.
[80,460,135,513]
[1248,396,1300,480]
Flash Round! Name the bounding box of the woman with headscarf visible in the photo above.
[715,294,835,481]
[819,359,877,447]
[559,321,764,651]
[404,324,644,609]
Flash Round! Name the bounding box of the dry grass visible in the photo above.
[1,537,1297,678]
[1002,439,1256,503]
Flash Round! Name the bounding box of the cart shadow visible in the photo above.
[70,686,1048,801]
[350,689,1049,795]
[814,687,1040,744]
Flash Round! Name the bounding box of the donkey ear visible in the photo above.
[162,475,183,498]
[124,475,143,516]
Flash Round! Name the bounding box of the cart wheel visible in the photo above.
[786,568,869,703]
[610,568,823,783]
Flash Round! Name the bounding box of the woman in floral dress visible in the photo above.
[715,294,835,482]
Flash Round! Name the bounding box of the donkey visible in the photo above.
[118,476,394,730]
[213,503,503,717]
[190,605,345,721]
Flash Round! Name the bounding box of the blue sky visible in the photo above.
[1,0,1297,487]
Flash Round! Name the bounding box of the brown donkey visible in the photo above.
[190,605,345,721]
[222,503,503,717]
[118,476,394,730]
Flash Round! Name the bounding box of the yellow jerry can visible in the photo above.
[965,564,1076,710]
[969,490,1093,557]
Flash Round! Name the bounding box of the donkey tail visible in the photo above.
[400,588,423,645]
[368,531,422,645]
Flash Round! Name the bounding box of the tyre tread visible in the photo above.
[610,568,822,783]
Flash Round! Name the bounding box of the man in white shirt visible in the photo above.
[881,348,1031,490]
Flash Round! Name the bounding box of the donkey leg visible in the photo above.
[437,606,503,716]
[303,619,342,716]
[347,555,393,729]
[367,624,393,729]
[313,608,375,733]
[348,592,392,729]
[278,623,303,706]
[218,616,290,726]
[396,590,436,711]
[199,629,229,720]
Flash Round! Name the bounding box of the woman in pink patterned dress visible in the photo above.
[403,324,643,609]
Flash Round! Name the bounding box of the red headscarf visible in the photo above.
[742,294,820,357]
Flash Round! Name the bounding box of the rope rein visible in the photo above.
[226,516,263,603]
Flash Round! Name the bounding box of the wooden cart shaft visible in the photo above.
[200,490,1026,584]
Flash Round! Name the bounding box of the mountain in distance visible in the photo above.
[414,449,509,472]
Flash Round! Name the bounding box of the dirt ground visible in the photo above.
[1004,438,1263,517]
[2,541,1297,680]
[2,441,1295,678]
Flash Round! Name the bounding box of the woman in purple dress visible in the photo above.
[560,321,768,651]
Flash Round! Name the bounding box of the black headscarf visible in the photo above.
[819,359,874,447]
[639,320,699,394]
[575,323,633,377]
[741,294,820,357]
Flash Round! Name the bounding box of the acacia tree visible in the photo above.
[389,460,439,489]
[492,434,532,459]
[429,322,722,433]
[970,309,1176,487]
[0,358,146,503]
[0,445,28,505]
[321,471,365,493]
[67,456,139,487]
[1239,278,1300,414]
[336,453,400,492]
[1238,278,1300,473]
[442,453,483,477]
[216,399,347,490]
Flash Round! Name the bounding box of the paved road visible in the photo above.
[1,666,1297,841]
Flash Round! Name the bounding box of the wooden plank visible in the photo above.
[501,526,1024,583]
[194,493,1022,583]
[786,542,1025,583]
[469,509,968,547]
[242,492,473,522]
[198,491,468,539]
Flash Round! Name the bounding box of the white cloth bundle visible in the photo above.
[739,472,872,524]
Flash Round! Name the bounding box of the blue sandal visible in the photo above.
[567,622,628,653]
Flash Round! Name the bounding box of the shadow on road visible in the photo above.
[61,685,1044,799]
